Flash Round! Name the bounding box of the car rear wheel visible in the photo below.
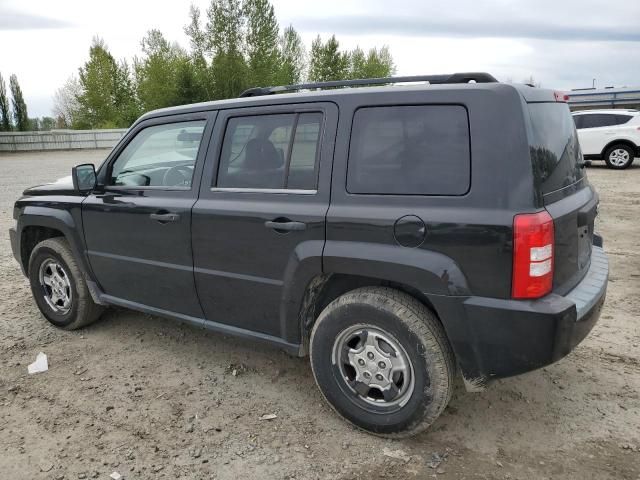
[28,237,104,330]
[604,144,635,169]
[309,287,455,438]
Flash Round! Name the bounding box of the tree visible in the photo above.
[185,5,208,59]
[278,25,305,85]
[243,0,280,88]
[349,46,394,79]
[53,75,81,128]
[206,0,248,99]
[76,37,139,128]
[308,35,349,82]
[0,73,11,131]
[9,74,29,131]
[184,5,214,100]
[135,29,183,111]
[39,116,56,131]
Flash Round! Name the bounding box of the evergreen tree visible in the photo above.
[0,73,11,131]
[308,35,349,82]
[244,0,280,88]
[9,74,29,131]
[207,0,248,99]
[278,25,305,85]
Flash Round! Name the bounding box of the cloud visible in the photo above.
[0,9,73,30]
[295,16,640,43]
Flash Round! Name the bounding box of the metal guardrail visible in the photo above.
[0,129,127,152]
[567,89,640,109]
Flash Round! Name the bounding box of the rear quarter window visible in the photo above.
[528,102,584,196]
[347,105,470,195]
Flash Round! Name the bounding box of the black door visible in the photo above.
[83,113,214,318]
[192,103,338,341]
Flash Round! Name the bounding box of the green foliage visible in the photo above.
[308,35,350,82]
[349,46,395,79]
[0,73,11,131]
[9,74,29,131]
[207,0,248,99]
[278,25,305,85]
[76,38,140,129]
[59,1,396,129]
[244,0,280,88]
[39,116,56,131]
[135,30,183,111]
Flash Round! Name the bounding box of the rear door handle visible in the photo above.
[150,212,180,223]
[264,220,307,232]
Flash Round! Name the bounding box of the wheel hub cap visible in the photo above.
[332,325,415,407]
[39,259,72,314]
[610,149,630,167]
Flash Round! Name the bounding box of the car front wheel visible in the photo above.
[309,287,455,437]
[28,237,104,330]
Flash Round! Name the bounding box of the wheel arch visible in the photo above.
[296,273,447,356]
[600,139,638,158]
[16,206,104,304]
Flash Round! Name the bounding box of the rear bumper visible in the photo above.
[433,245,608,390]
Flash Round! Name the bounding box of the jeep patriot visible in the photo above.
[9,73,608,437]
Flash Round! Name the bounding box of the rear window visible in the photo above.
[347,105,470,195]
[528,103,585,195]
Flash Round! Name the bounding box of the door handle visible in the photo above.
[150,212,180,223]
[264,219,307,232]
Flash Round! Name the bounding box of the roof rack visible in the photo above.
[239,72,498,98]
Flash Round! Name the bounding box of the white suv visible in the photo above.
[572,109,640,169]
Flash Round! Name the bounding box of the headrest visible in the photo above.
[245,138,283,170]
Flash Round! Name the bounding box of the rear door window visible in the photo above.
[347,105,470,195]
[528,102,584,196]
[581,114,621,128]
[217,112,322,190]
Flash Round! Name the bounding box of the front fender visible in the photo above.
[16,202,102,302]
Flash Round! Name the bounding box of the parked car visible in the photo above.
[10,73,608,437]
[572,109,640,169]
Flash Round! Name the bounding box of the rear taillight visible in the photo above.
[554,91,569,102]
[512,211,554,299]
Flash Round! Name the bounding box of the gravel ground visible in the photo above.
[1,150,639,480]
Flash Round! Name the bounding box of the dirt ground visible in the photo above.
[0,149,638,480]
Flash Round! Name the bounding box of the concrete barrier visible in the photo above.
[0,129,127,152]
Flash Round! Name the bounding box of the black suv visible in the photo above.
[9,73,608,437]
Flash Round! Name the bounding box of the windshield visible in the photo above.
[527,102,585,196]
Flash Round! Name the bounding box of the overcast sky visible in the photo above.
[1,0,639,118]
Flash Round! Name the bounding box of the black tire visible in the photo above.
[28,237,104,330]
[604,144,635,169]
[309,287,455,438]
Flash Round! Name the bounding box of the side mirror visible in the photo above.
[72,163,97,193]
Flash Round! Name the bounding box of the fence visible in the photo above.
[0,129,127,152]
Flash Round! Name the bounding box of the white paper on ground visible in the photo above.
[27,352,48,374]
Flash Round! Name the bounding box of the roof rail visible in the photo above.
[239,72,498,98]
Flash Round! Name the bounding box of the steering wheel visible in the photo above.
[162,165,193,187]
